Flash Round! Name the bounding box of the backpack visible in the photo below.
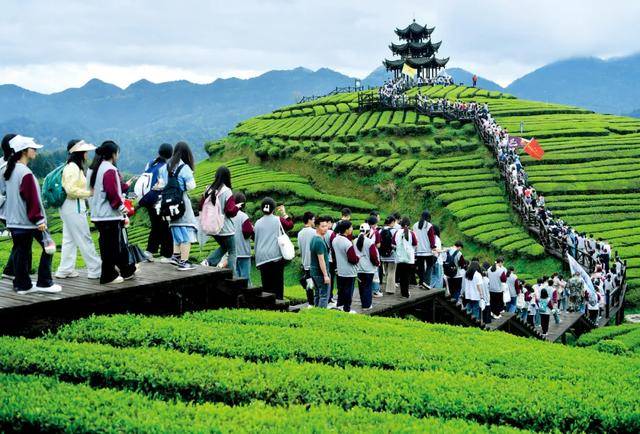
[443,249,460,278]
[157,164,185,222]
[136,160,166,207]
[395,232,414,264]
[587,290,598,308]
[199,185,229,236]
[379,228,394,257]
[42,165,66,208]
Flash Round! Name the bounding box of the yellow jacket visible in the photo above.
[62,162,91,200]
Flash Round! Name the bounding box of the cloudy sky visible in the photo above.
[2,0,639,93]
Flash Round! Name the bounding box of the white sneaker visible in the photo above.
[305,304,314,309]
[200,259,209,267]
[34,284,62,293]
[373,292,383,298]
[105,276,124,284]
[16,287,38,295]
[2,273,15,280]
[87,275,101,280]
[348,310,358,314]
[54,270,79,279]
[327,301,337,309]
[143,251,155,262]
[159,257,173,264]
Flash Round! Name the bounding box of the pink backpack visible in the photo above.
[200,186,229,236]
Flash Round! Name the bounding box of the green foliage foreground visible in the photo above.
[0,309,635,433]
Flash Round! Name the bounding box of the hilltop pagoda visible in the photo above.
[383,19,449,79]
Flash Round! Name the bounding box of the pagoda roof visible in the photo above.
[389,40,442,56]
[395,20,435,40]
[383,56,450,70]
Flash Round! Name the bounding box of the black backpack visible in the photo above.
[158,164,186,221]
[443,249,460,278]
[379,228,394,257]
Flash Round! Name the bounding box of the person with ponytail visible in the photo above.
[143,143,173,260]
[253,197,293,300]
[355,222,380,310]
[487,256,508,319]
[462,258,483,320]
[201,165,241,275]
[157,141,198,271]
[413,210,436,290]
[55,139,102,280]
[88,140,136,284]
[4,135,61,294]
[332,219,359,313]
[0,133,16,280]
[393,217,418,298]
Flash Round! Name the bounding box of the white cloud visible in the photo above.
[2,0,640,92]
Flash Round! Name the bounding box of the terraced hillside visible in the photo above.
[0,309,638,432]
[226,84,640,304]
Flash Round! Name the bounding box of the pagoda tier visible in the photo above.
[389,40,442,58]
[383,56,450,71]
[395,21,435,41]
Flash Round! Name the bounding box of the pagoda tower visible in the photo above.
[383,19,449,80]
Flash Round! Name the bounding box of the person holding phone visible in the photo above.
[3,135,61,294]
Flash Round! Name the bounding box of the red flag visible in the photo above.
[522,138,544,160]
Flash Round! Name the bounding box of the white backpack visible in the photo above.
[395,232,415,264]
[199,186,229,236]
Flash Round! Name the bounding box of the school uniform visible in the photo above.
[355,235,380,309]
[0,160,15,277]
[413,221,436,287]
[56,161,102,279]
[332,233,359,312]
[394,229,418,298]
[538,296,553,335]
[379,226,397,294]
[254,214,293,300]
[487,265,507,316]
[143,159,173,258]
[89,161,136,284]
[232,210,253,285]
[158,164,198,245]
[5,162,54,291]
[309,234,330,307]
[298,226,316,305]
[463,271,483,320]
[430,235,444,289]
[444,248,465,301]
[203,184,240,275]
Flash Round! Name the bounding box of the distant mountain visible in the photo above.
[505,54,640,114]
[362,66,504,91]
[0,67,356,171]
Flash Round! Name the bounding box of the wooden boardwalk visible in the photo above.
[0,262,245,336]
[351,285,446,315]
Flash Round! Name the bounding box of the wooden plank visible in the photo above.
[352,285,445,315]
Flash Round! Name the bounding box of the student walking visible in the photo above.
[463,259,483,320]
[443,241,465,301]
[332,220,359,312]
[88,140,136,284]
[487,257,508,318]
[55,140,102,279]
[355,222,380,310]
[309,215,332,307]
[430,225,445,288]
[4,135,61,294]
[413,210,436,289]
[394,217,417,298]
[254,197,293,300]
[538,288,553,338]
[231,192,253,285]
[158,142,198,270]
[505,267,519,313]
[142,143,173,259]
[0,133,16,280]
[379,216,397,294]
[297,211,316,305]
[202,166,241,275]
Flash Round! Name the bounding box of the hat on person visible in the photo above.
[9,135,43,153]
[68,139,96,153]
[359,222,371,233]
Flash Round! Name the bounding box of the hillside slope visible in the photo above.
[225,84,640,304]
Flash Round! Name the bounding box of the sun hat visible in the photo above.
[68,139,96,153]
[9,135,43,153]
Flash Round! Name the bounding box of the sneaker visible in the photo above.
[177,260,196,271]
[105,276,124,284]
[305,304,314,309]
[143,251,155,262]
[348,310,358,314]
[420,282,431,290]
[168,256,181,266]
[373,292,383,298]
[34,284,62,293]
[200,259,210,267]
[362,306,373,310]
[54,270,80,279]
[159,257,174,264]
[327,301,338,309]
[2,273,15,280]
[15,287,38,295]
[87,275,101,280]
